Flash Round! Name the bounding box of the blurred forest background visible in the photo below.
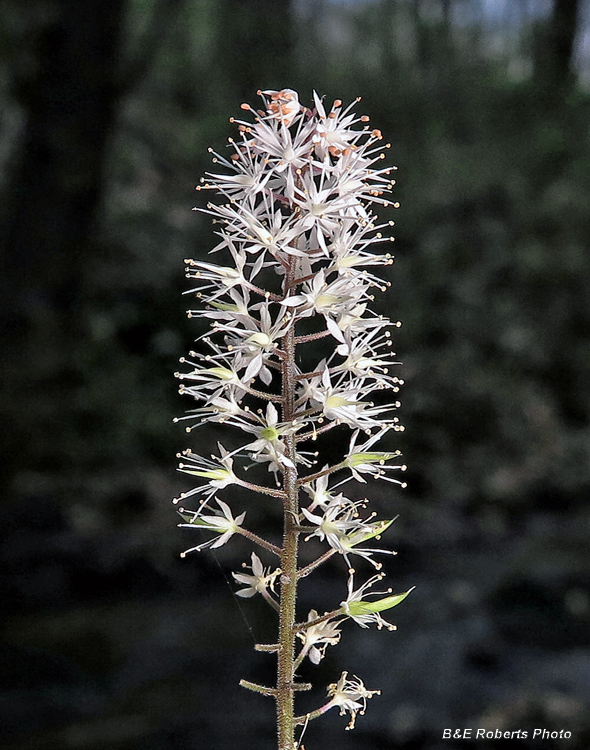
[1,0,590,749]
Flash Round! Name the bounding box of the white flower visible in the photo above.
[178,497,245,555]
[281,268,369,321]
[340,572,414,630]
[261,88,301,127]
[297,610,342,664]
[344,429,407,484]
[223,401,300,471]
[216,300,292,383]
[175,444,238,504]
[325,671,380,730]
[184,249,247,301]
[301,471,340,511]
[175,354,247,402]
[202,150,274,201]
[299,493,357,534]
[334,324,401,385]
[302,498,397,570]
[233,552,281,610]
[305,367,396,431]
[311,91,368,159]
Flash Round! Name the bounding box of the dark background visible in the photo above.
[1,1,589,749]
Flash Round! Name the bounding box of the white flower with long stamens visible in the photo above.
[303,367,396,432]
[175,391,252,433]
[226,402,295,468]
[174,444,238,504]
[261,88,301,127]
[217,301,292,383]
[184,393,250,429]
[281,268,370,323]
[301,495,396,570]
[312,91,371,158]
[184,250,248,301]
[324,672,380,730]
[176,354,248,402]
[201,151,274,201]
[302,498,397,571]
[233,552,281,611]
[343,428,407,484]
[297,610,342,665]
[245,102,314,176]
[337,517,398,570]
[334,325,401,385]
[341,572,414,630]
[301,470,344,511]
[292,171,364,251]
[300,496,362,549]
[178,497,245,555]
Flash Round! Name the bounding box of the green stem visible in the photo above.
[294,703,333,726]
[276,256,299,750]
[240,679,277,697]
[293,644,309,672]
[296,461,345,488]
[237,527,282,557]
[293,607,346,633]
[297,549,337,579]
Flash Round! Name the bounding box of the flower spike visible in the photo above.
[175,89,412,749]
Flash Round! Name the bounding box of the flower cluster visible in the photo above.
[175,89,412,747]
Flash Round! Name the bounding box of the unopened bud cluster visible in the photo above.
[174,89,412,749]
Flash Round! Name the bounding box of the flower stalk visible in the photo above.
[276,257,301,749]
[175,89,412,750]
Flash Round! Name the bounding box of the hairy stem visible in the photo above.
[297,549,337,579]
[237,528,282,557]
[294,607,345,633]
[276,257,299,750]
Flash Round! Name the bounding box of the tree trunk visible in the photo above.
[2,0,126,327]
[0,0,126,481]
[534,0,580,94]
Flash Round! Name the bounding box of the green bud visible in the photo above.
[208,366,236,380]
[181,468,232,482]
[325,395,352,409]
[178,512,225,533]
[315,292,340,307]
[219,267,241,279]
[347,587,414,616]
[248,332,272,347]
[352,518,395,545]
[209,301,239,312]
[346,452,397,468]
